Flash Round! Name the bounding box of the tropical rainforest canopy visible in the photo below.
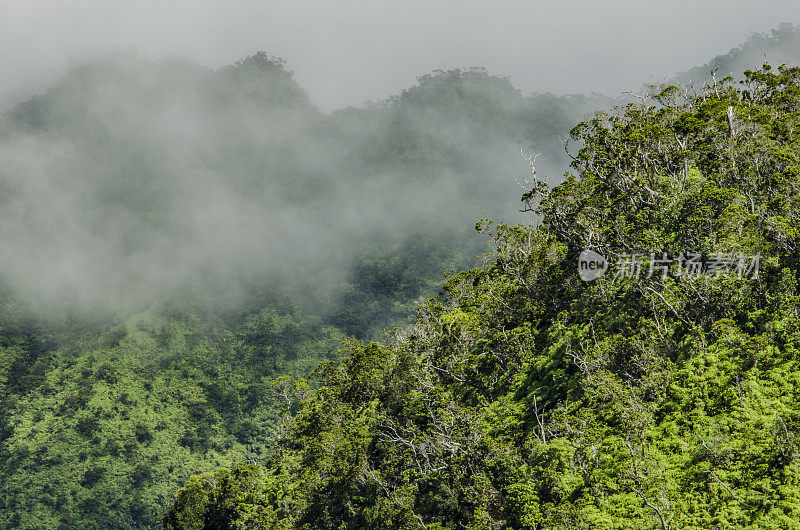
[163,61,800,529]
[1,24,800,530]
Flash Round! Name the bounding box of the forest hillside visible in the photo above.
[166,64,800,528]
[1,25,800,529]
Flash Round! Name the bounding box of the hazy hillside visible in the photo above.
[0,50,609,528]
[673,22,800,87]
[166,61,800,530]
[1,24,799,529]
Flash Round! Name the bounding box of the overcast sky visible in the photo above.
[2,0,800,111]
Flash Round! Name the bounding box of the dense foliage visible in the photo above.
[166,65,800,528]
[0,51,609,528]
[2,26,800,528]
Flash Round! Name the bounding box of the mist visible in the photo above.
[1,3,800,319]
[0,52,552,316]
[3,1,800,112]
